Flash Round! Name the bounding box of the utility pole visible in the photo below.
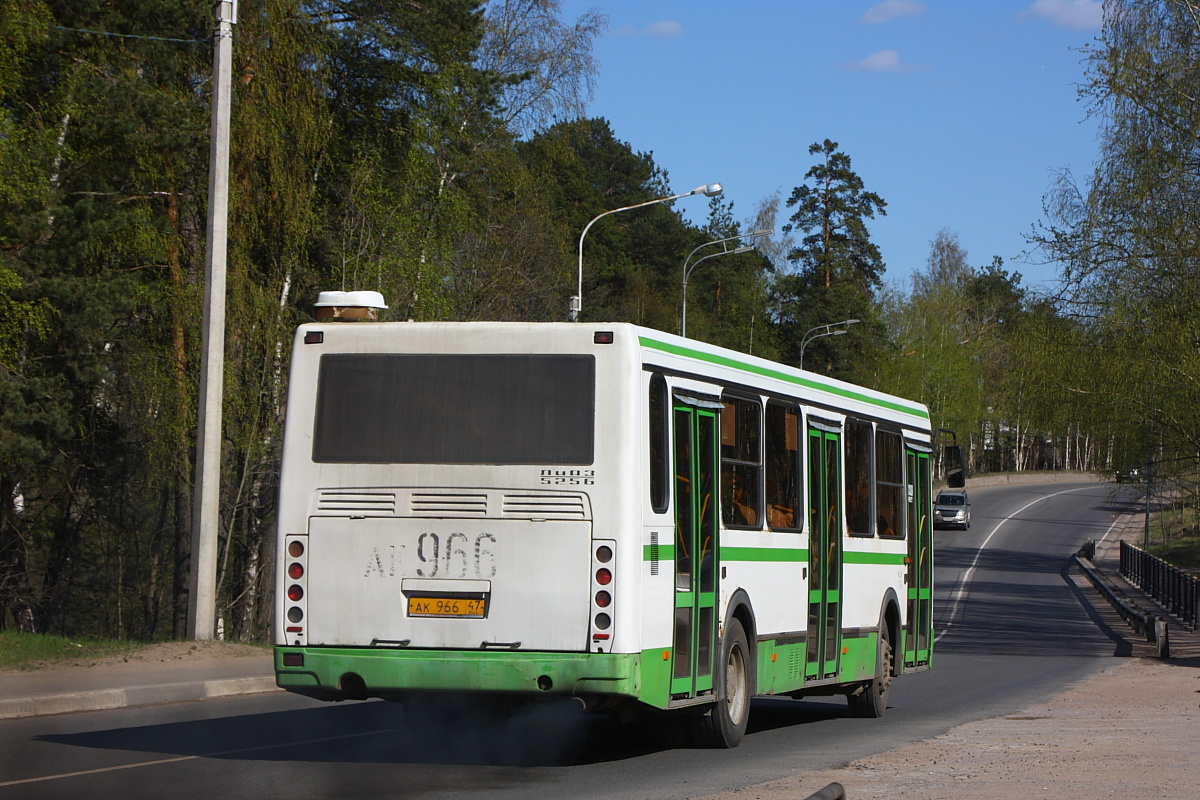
[189,0,237,640]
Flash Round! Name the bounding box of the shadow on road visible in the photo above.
[37,693,854,769]
[935,545,1124,658]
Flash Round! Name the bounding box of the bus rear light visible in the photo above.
[304,331,324,345]
[283,536,307,645]
[282,652,304,666]
[590,540,616,650]
[285,627,303,635]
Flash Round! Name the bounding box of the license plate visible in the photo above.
[407,596,486,618]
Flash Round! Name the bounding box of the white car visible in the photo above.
[934,489,971,529]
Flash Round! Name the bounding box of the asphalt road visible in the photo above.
[0,481,1135,800]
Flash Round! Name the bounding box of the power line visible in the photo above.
[14,19,202,45]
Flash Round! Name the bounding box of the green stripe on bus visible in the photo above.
[643,545,807,562]
[843,551,908,566]
[644,545,904,565]
[721,546,807,562]
[845,552,906,566]
[638,336,929,420]
[644,544,676,561]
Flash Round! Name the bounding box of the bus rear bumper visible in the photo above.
[275,646,644,703]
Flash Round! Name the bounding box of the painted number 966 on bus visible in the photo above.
[363,531,497,580]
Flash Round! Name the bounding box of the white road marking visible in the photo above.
[0,728,397,787]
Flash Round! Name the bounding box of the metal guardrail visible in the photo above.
[1120,540,1199,631]
[1074,542,1169,658]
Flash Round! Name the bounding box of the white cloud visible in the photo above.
[611,20,684,38]
[1019,0,1103,31]
[860,1,928,25]
[848,50,928,73]
[645,20,684,38]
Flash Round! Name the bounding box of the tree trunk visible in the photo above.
[0,475,37,632]
[167,190,193,640]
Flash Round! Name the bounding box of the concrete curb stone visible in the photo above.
[0,675,281,720]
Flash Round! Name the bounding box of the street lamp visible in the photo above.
[680,229,772,337]
[571,183,723,321]
[799,319,860,371]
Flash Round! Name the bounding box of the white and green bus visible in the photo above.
[274,319,958,747]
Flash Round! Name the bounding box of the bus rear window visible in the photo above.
[313,354,595,464]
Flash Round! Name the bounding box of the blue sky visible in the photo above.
[556,0,1104,294]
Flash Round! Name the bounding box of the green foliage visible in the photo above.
[0,0,622,639]
[0,630,140,670]
[867,228,1106,476]
[1033,0,1200,494]
[1148,502,1200,569]
[775,140,888,378]
[521,117,681,325]
[678,197,776,356]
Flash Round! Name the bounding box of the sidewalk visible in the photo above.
[1077,511,1200,659]
[0,649,278,720]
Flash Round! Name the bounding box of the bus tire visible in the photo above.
[692,617,750,748]
[848,624,893,718]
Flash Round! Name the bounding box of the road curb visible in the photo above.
[0,676,281,721]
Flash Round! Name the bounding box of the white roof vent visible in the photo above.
[313,290,387,321]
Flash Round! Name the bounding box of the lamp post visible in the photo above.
[798,319,860,371]
[571,183,723,321]
[680,229,772,338]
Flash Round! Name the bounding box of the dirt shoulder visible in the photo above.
[1,639,268,674]
[698,656,1200,800]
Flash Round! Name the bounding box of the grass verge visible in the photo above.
[1149,532,1200,569]
[1148,501,1200,570]
[0,631,143,671]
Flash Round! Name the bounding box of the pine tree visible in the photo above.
[774,140,887,377]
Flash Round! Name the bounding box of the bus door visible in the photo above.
[671,404,719,698]
[904,446,933,668]
[805,422,843,680]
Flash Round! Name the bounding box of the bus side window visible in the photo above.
[649,374,669,513]
[765,402,801,530]
[722,396,762,529]
[845,419,873,536]
[876,428,904,538]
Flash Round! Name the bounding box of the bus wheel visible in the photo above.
[692,617,750,748]
[848,625,893,718]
